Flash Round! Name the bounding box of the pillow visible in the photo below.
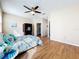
[8,34,17,41]
[3,34,16,46]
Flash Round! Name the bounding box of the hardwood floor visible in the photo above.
[16,37,79,59]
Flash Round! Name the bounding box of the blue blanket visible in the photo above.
[12,35,43,53]
[0,35,43,59]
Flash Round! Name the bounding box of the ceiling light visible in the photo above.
[31,11,35,15]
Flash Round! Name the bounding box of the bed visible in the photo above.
[12,35,43,53]
[0,34,43,59]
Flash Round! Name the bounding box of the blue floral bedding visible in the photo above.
[2,49,18,59]
[0,35,43,59]
[12,35,43,53]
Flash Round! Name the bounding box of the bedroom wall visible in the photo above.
[50,5,79,46]
[0,6,2,32]
[2,12,47,36]
[42,18,48,37]
[33,18,48,37]
[33,20,39,36]
[3,13,33,36]
[33,19,43,36]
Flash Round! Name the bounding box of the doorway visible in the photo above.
[23,23,32,35]
[37,23,41,36]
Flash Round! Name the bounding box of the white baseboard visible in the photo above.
[50,37,79,47]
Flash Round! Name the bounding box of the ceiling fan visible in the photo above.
[24,5,42,15]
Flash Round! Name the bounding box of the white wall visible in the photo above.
[33,19,42,36]
[33,18,48,37]
[0,7,2,32]
[50,5,79,46]
[3,13,33,36]
[2,13,48,36]
[42,18,48,37]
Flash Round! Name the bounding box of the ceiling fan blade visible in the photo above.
[24,5,32,10]
[35,11,41,13]
[34,6,39,10]
[24,11,31,13]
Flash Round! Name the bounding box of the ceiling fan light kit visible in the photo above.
[30,11,35,15]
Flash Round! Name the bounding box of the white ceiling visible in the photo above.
[1,0,79,18]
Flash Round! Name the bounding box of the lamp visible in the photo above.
[31,11,35,15]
